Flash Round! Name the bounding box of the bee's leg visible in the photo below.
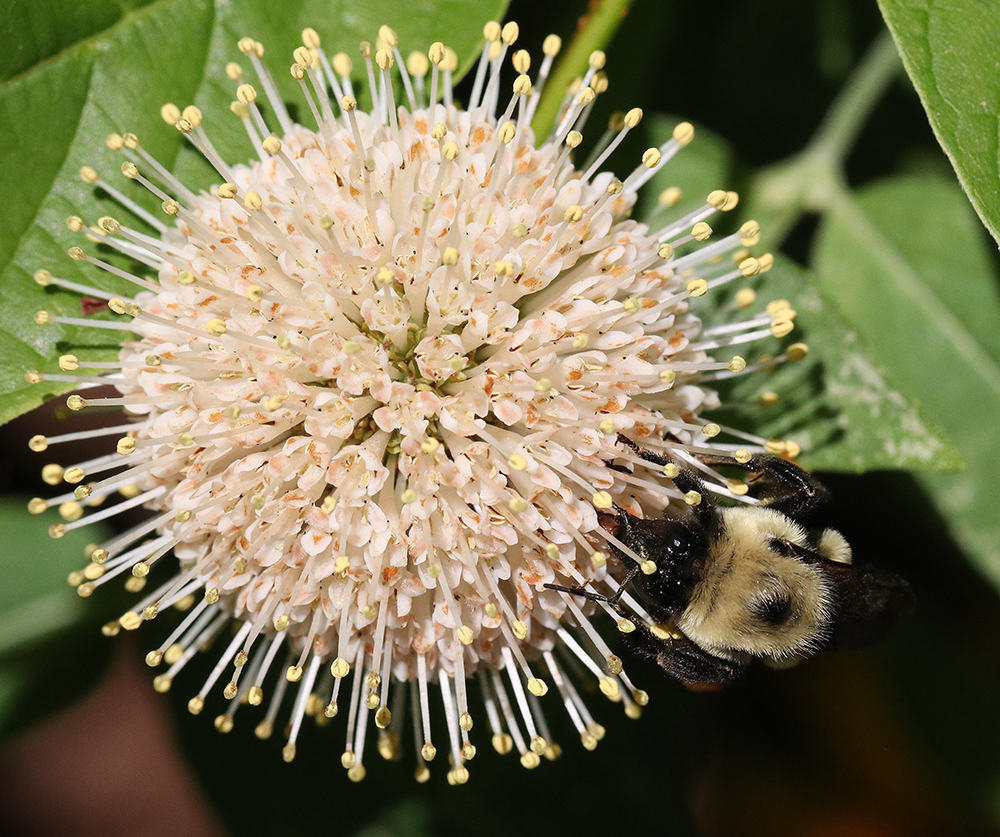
[615,436,719,529]
[542,583,610,603]
[543,567,637,611]
[621,619,745,687]
[700,453,827,517]
[617,435,671,467]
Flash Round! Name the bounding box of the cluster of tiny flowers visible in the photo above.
[26,21,806,782]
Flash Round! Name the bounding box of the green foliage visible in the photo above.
[642,115,959,473]
[879,0,1000,245]
[814,174,1000,583]
[0,497,111,733]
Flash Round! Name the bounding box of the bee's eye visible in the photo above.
[754,595,793,625]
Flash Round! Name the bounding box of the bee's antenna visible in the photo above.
[542,582,610,603]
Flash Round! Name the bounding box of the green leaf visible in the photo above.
[0,0,509,427]
[814,174,1000,583]
[878,0,1000,245]
[0,496,111,730]
[640,115,955,473]
[716,259,961,474]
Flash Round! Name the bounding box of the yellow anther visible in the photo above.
[292,46,313,69]
[673,121,695,145]
[687,279,708,297]
[205,318,227,336]
[407,51,429,77]
[787,342,809,361]
[740,220,761,245]
[41,464,63,486]
[659,187,681,208]
[599,677,620,698]
[333,53,352,76]
[527,677,548,697]
[520,752,541,769]
[707,190,728,210]
[119,611,142,631]
[616,618,636,634]
[63,466,85,483]
[618,108,642,130]
[592,490,613,509]
[692,222,712,241]
[771,318,795,338]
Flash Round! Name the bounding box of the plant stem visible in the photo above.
[530,0,634,139]
[807,29,901,166]
[752,30,902,246]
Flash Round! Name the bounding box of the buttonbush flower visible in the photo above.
[26,21,805,783]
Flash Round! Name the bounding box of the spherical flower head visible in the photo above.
[28,21,802,781]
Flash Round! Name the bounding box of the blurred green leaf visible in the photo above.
[0,0,508,427]
[814,173,1000,584]
[641,115,956,473]
[878,0,1000,245]
[353,798,434,837]
[0,496,110,729]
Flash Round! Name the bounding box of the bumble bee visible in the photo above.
[546,445,913,687]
